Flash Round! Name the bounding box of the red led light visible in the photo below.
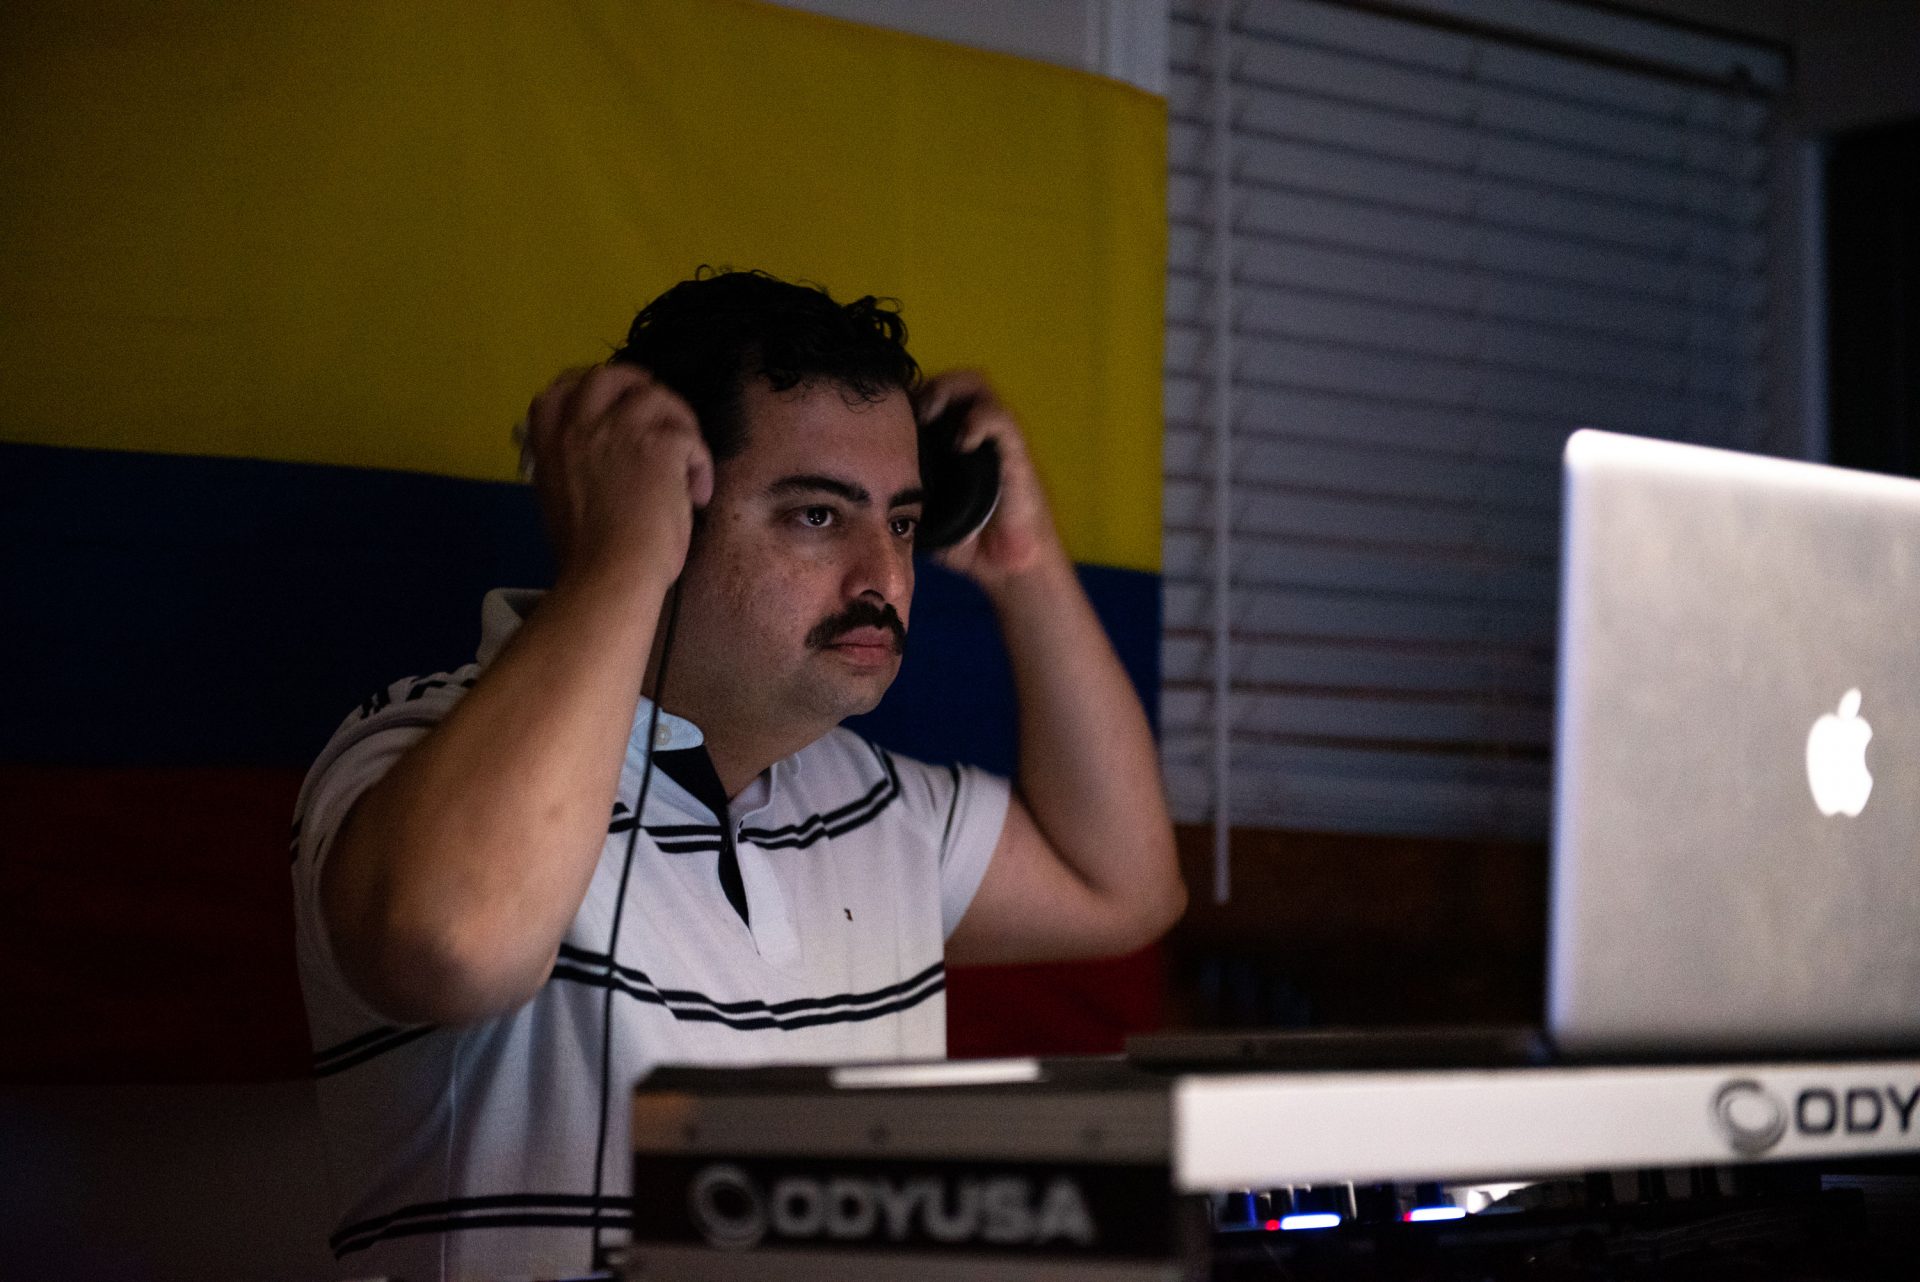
[1264,1218,1281,1231]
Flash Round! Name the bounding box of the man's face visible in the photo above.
[672,377,922,736]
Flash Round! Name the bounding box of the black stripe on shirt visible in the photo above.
[350,671,468,723]
[741,769,893,842]
[641,821,714,837]
[601,754,900,853]
[745,752,902,850]
[404,674,476,703]
[337,1211,634,1259]
[648,832,729,852]
[549,949,945,1031]
[555,945,943,1017]
[549,964,945,1033]
[609,816,717,841]
[651,960,946,1018]
[312,1023,436,1076]
[637,775,898,855]
[331,1192,630,1257]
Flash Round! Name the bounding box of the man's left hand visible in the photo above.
[915,372,1065,591]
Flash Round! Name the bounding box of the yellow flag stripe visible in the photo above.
[0,0,1164,572]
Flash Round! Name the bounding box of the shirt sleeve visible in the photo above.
[879,750,1012,940]
[289,668,476,1029]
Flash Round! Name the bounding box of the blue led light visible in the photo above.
[1278,1212,1342,1231]
[1405,1206,1467,1223]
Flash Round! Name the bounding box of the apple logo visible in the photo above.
[1806,689,1874,818]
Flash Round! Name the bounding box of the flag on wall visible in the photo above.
[0,0,1167,1077]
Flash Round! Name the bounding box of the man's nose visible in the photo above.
[844,519,910,605]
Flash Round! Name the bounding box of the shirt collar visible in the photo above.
[477,588,706,759]
[476,587,543,667]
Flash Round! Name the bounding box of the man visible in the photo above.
[290,270,1184,1280]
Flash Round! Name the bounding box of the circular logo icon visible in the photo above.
[1711,1079,1788,1156]
[688,1164,767,1251]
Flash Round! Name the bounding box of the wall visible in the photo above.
[1618,0,1920,132]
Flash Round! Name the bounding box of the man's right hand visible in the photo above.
[523,364,714,584]
[319,365,713,1027]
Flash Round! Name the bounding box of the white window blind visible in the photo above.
[1160,0,1789,861]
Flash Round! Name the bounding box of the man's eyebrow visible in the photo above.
[767,477,926,510]
[767,474,869,504]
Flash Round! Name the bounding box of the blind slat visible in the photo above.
[1165,117,1767,255]
[1170,67,1769,206]
[1165,275,1750,390]
[1163,758,1551,838]
[1172,0,1786,98]
[1165,477,1562,561]
[1167,227,1763,349]
[1161,374,1748,459]
[1168,173,1763,302]
[1163,739,1552,787]
[1162,688,1552,752]
[1162,634,1554,700]
[1168,22,1769,174]
[1163,327,1762,430]
[1165,582,1558,650]
[1163,530,1558,607]
[1163,428,1560,515]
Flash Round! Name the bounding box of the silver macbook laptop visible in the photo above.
[1134,429,1920,1073]
[1550,429,1920,1058]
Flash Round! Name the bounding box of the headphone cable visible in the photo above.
[588,574,683,1270]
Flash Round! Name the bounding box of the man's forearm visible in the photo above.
[987,549,1186,943]
[324,557,673,1024]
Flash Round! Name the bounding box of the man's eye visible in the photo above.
[891,516,918,540]
[799,506,835,528]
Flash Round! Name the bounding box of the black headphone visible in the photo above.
[518,396,999,551]
[917,394,1001,551]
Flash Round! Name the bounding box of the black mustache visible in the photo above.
[806,600,907,654]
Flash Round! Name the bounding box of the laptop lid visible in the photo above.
[1549,430,1920,1058]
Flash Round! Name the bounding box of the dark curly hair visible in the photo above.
[609,268,922,462]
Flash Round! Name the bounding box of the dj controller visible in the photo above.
[616,1053,1920,1280]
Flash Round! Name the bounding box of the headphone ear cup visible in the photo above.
[918,397,1001,550]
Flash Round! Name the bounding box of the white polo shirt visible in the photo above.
[291,589,1009,1282]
